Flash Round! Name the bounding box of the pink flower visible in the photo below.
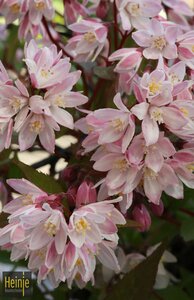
[177,31,194,69]
[1,0,22,24]
[0,118,13,152]
[64,240,120,288]
[17,111,59,153]
[18,13,46,40]
[3,178,47,214]
[109,48,142,73]
[140,69,173,102]
[63,241,96,288]
[65,19,108,62]
[84,93,135,152]
[132,19,179,59]
[142,162,180,204]
[24,40,71,89]
[68,197,125,248]
[116,0,162,30]
[128,132,176,173]
[93,146,143,195]
[64,0,88,25]
[168,149,194,192]
[131,95,187,146]
[0,61,12,85]
[163,0,194,17]
[169,100,194,141]
[0,79,29,117]
[21,0,54,25]
[44,71,88,129]
[28,203,68,254]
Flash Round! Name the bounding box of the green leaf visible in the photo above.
[181,218,194,241]
[11,158,63,194]
[157,286,191,300]
[104,242,166,300]
[93,66,116,80]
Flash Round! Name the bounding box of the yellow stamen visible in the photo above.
[180,107,189,117]
[144,167,158,179]
[75,218,91,234]
[83,32,96,44]
[29,120,42,133]
[44,221,57,236]
[127,3,140,16]
[187,163,194,172]
[152,36,166,50]
[150,108,164,124]
[35,1,45,10]
[22,195,33,206]
[10,3,20,13]
[148,80,161,95]
[111,118,125,132]
[114,158,128,171]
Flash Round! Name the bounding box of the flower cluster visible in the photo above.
[0,0,193,293]
[0,40,87,153]
[0,179,125,288]
[0,0,54,40]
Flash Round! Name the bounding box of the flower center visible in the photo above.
[169,73,180,85]
[144,167,158,179]
[152,36,166,50]
[75,218,91,234]
[187,163,194,172]
[54,95,65,107]
[22,195,33,206]
[11,97,22,112]
[127,3,140,16]
[111,118,125,132]
[29,120,43,133]
[35,1,45,10]
[114,158,128,171]
[180,107,189,117]
[40,68,53,79]
[83,32,96,44]
[44,221,57,236]
[150,108,164,124]
[148,80,161,95]
[76,258,82,266]
[10,3,20,13]
[192,45,194,53]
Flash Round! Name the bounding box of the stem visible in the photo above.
[113,1,118,49]
[180,208,194,217]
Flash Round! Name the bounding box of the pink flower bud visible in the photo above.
[132,204,151,232]
[96,0,110,18]
[60,166,77,183]
[66,186,77,207]
[76,181,97,208]
[150,200,164,216]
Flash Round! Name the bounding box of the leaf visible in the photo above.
[104,242,166,300]
[157,286,191,300]
[93,66,116,80]
[181,218,194,241]
[11,158,63,194]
